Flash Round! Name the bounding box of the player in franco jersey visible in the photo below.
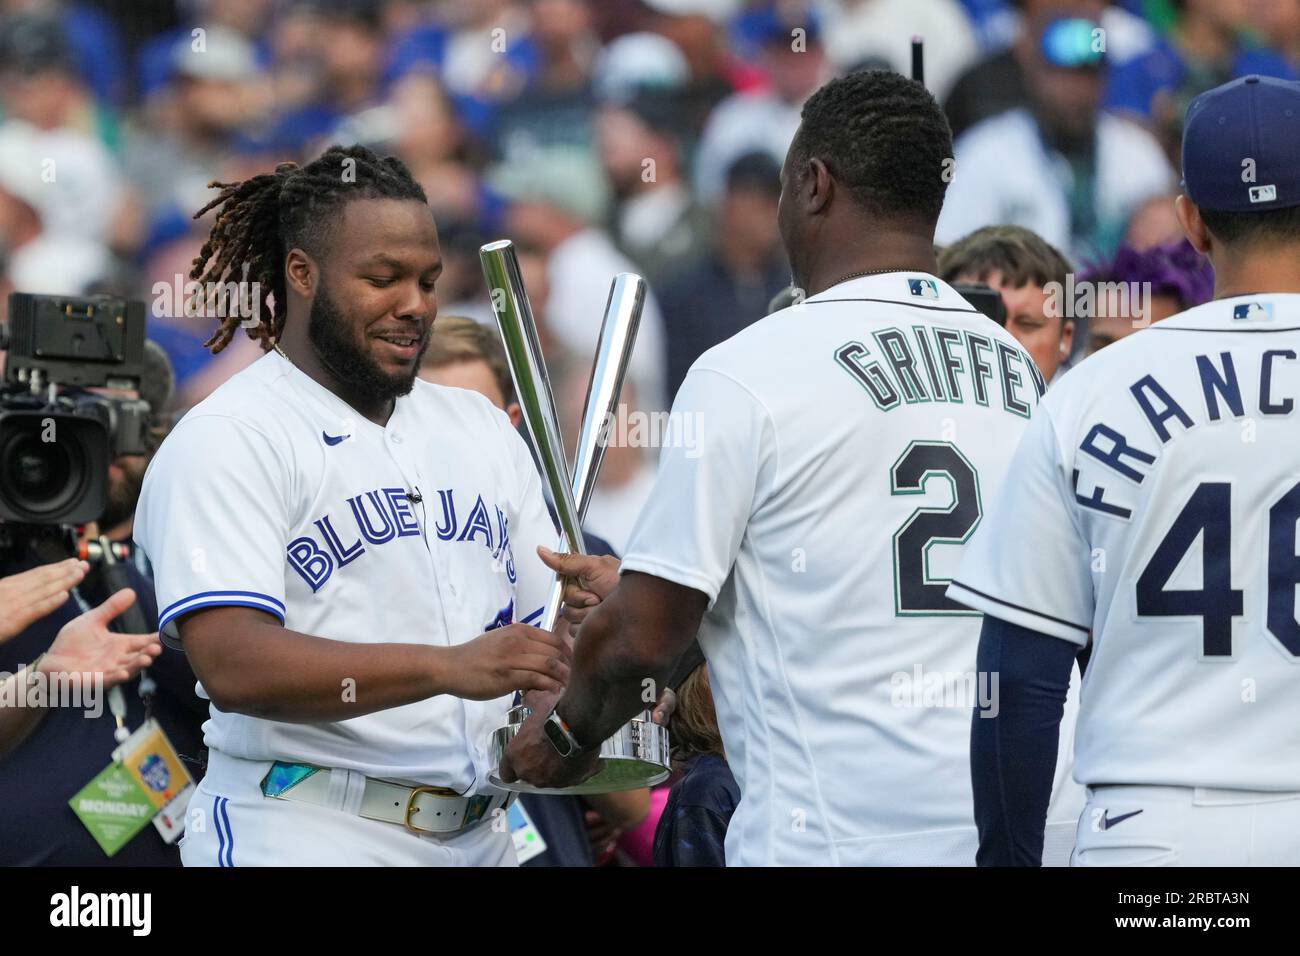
[948,75,1300,866]
[498,71,1085,866]
[133,146,570,866]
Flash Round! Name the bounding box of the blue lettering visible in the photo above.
[1261,349,1297,415]
[383,487,421,537]
[434,489,457,540]
[348,491,397,544]
[314,514,365,566]
[1072,469,1131,520]
[458,494,494,548]
[1195,352,1245,421]
[1130,374,1194,443]
[1079,423,1156,483]
[287,535,334,592]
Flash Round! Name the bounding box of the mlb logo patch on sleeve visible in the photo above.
[1232,301,1274,321]
[908,278,939,299]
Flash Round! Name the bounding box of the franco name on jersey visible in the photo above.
[1074,347,1296,520]
[833,323,1047,414]
[286,485,516,593]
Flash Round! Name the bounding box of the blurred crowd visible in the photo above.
[0,0,1294,544]
[0,0,1295,866]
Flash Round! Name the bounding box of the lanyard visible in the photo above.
[69,584,152,742]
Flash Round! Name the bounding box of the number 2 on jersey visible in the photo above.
[890,441,983,616]
[1136,480,1300,656]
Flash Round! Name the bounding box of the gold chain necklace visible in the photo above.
[827,267,915,287]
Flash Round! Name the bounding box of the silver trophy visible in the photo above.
[479,239,671,794]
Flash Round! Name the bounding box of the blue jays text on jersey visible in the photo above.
[287,485,517,592]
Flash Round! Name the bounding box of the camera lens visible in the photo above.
[0,418,90,520]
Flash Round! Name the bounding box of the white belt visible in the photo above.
[261,762,512,835]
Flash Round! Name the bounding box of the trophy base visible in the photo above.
[488,708,671,794]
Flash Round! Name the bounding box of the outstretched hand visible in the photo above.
[41,587,162,689]
[0,559,89,643]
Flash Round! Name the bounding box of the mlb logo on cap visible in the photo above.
[1232,301,1274,321]
[1182,75,1300,213]
[908,278,939,299]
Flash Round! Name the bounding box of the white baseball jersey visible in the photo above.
[621,273,1083,866]
[949,293,1300,791]
[134,349,555,791]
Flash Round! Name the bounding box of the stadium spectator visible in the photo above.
[814,0,980,103]
[938,224,1075,383]
[657,150,787,401]
[1106,0,1298,158]
[936,11,1173,265]
[653,659,737,867]
[0,120,116,295]
[1079,238,1214,354]
[593,30,690,104]
[692,1,824,203]
[1121,192,1186,250]
[0,11,100,136]
[597,92,711,288]
[387,70,484,224]
[639,0,755,136]
[492,146,668,411]
[123,25,269,224]
[944,0,1157,138]
[491,0,601,160]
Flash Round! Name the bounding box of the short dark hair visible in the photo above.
[937,225,1072,289]
[791,69,953,225]
[1199,204,1300,247]
[726,150,782,198]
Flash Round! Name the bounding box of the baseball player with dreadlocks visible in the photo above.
[133,145,570,866]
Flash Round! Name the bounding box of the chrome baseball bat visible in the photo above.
[571,272,646,522]
[479,241,645,631]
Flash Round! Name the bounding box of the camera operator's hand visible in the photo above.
[40,588,161,689]
[0,559,89,644]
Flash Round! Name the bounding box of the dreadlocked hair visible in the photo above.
[188,144,429,354]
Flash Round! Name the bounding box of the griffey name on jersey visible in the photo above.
[833,323,1047,415]
[287,486,515,592]
[1074,347,1296,520]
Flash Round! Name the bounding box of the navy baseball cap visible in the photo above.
[1182,74,1300,213]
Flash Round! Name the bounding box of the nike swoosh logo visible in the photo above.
[322,432,350,446]
[1101,809,1143,830]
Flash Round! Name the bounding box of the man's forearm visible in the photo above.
[971,615,1075,866]
[555,597,675,749]
[187,619,456,723]
[0,669,48,759]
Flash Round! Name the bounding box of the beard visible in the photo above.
[101,456,146,531]
[307,285,430,403]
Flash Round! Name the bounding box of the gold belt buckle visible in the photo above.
[403,785,457,834]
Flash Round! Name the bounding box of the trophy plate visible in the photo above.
[488,707,671,794]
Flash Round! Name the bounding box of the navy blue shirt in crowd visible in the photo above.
[653,753,739,867]
[658,254,789,403]
[0,553,207,866]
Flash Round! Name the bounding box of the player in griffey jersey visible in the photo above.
[949,75,1300,866]
[499,71,1085,866]
[133,147,569,866]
